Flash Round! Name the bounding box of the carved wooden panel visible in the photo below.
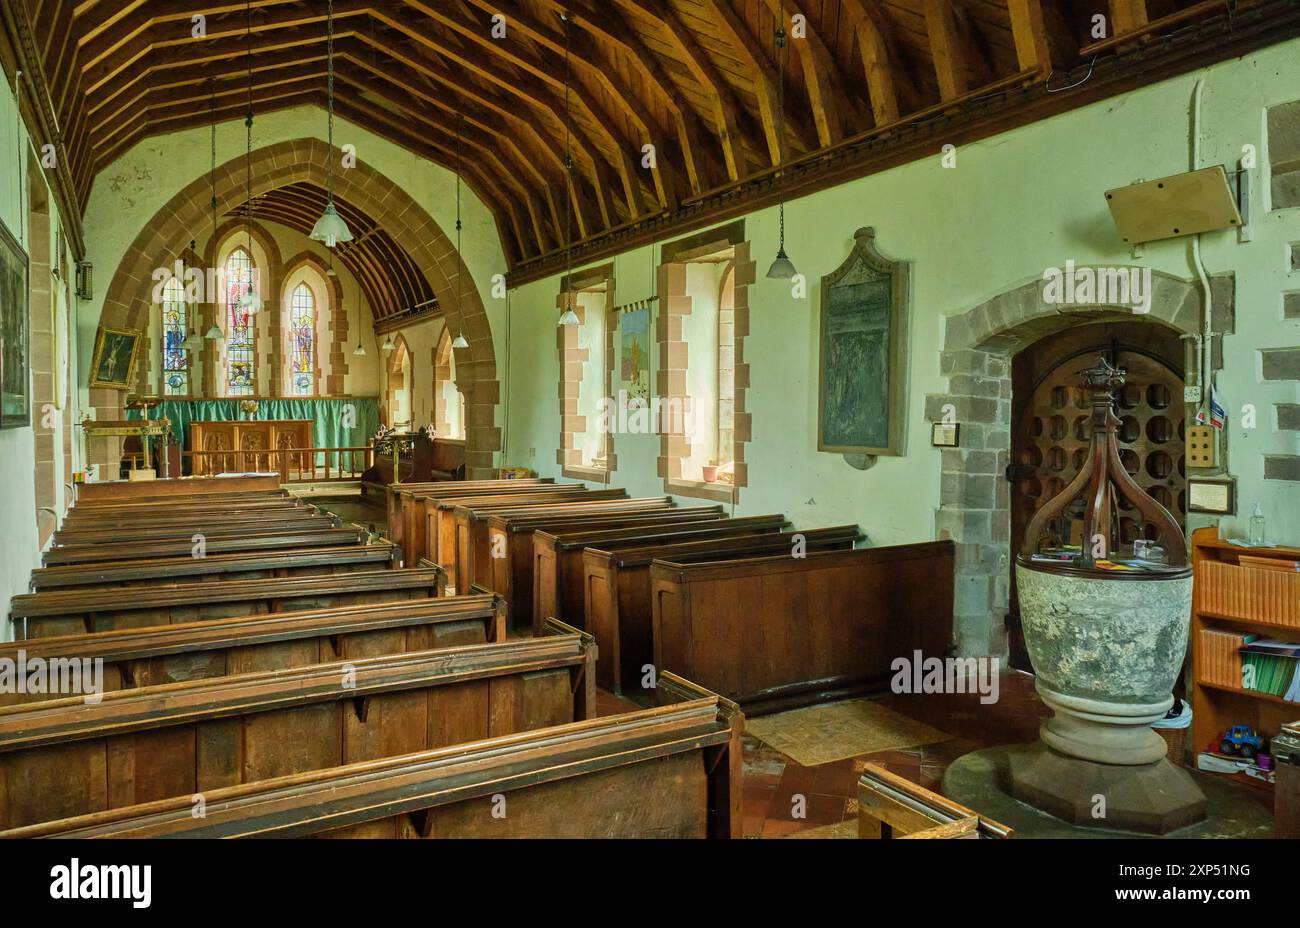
[1012,349,1186,552]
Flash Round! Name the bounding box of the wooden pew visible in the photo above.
[0,594,509,708]
[3,672,741,839]
[0,625,595,830]
[61,499,308,528]
[455,495,667,597]
[42,528,373,568]
[584,526,864,694]
[52,510,341,546]
[383,477,552,560]
[487,506,730,631]
[533,514,792,633]
[857,764,1013,838]
[650,542,954,714]
[31,543,400,591]
[72,474,283,504]
[423,486,617,570]
[392,480,571,567]
[9,567,444,640]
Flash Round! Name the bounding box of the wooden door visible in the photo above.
[1006,324,1186,668]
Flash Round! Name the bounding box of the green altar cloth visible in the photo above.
[126,398,381,470]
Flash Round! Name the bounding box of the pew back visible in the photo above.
[31,542,399,591]
[2,671,739,839]
[584,526,863,694]
[0,628,596,830]
[533,513,790,633]
[10,567,444,639]
[0,595,508,708]
[649,542,953,713]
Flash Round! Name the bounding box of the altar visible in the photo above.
[189,419,312,475]
[125,397,381,477]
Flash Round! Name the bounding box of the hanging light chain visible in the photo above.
[326,0,336,203]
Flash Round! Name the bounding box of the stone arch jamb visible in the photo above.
[91,138,499,477]
[924,268,1234,657]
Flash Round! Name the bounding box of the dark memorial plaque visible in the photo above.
[818,227,910,457]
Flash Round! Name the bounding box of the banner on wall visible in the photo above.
[619,304,651,410]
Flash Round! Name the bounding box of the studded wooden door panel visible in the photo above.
[1011,350,1186,557]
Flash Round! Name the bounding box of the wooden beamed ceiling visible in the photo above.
[235,181,436,319]
[17,0,1300,280]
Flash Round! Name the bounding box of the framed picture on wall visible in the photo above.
[88,325,143,391]
[0,218,30,430]
[817,226,911,457]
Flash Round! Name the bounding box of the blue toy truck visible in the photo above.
[1219,725,1267,759]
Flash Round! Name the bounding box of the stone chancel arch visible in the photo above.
[91,138,500,476]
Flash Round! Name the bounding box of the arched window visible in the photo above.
[224,248,256,395]
[287,282,315,396]
[161,277,189,396]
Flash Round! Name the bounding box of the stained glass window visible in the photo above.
[161,277,189,395]
[224,248,255,395]
[288,282,315,396]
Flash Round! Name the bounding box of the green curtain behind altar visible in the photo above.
[127,398,381,469]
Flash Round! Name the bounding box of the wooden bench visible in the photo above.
[0,594,508,708]
[31,542,400,591]
[857,764,1013,838]
[383,477,552,560]
[51,510,341,546]
[42,527,373,569]
[391,480,573,566]
[0,624,595,830]
[650,541,954,713]
[449,491,641,594]
[9,567,444,639]
[584,526,864,694]
[485,506,729,631]
[2,672,740,839]
[61,499,308,528]
[72,475,284,504]
[534,514,791,634]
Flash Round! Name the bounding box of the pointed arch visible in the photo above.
[93,138,500,475]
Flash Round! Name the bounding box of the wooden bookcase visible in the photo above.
[1190,525,1300,780]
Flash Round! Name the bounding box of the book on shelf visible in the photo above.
[1238,638,1300,702]
[1238,555,1300,572]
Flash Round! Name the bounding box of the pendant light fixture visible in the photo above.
[310,0,353,248]
[382,332,396,352]
[557,13,581,328]
[204,89,224,340]
[766,11,797,280]
[450,113,470,351]
[182,238,201,349]
[352,284,367,356]
[240,0,262,314]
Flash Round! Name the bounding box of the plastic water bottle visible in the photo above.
[1248,502,1266,546]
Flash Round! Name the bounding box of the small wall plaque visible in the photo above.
[931,422,960,448]
[1187,478,1236,515]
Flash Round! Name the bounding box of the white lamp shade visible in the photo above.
[310,202,354,248]
[353,341,367,357]
[204,323,223,340]
[766,248,797,280]
[558,308,580,326]
[451,333,469,349]
[381,333,396,352]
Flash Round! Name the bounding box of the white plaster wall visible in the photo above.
[505,39,1300,559]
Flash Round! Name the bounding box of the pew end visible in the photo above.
[857,763,1013,839]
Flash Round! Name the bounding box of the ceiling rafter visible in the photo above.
[16,0,1296,276]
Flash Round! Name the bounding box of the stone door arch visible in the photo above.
[925,268,1233,656]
